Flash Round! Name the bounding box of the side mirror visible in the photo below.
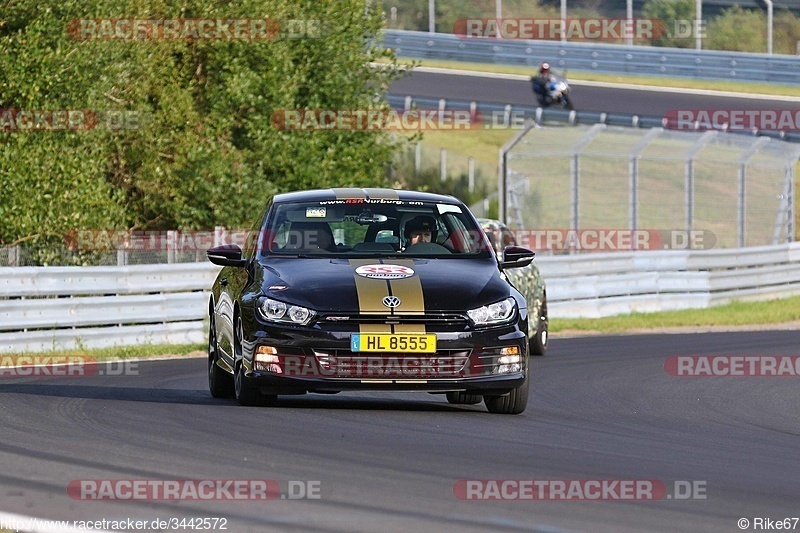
[500,245,535,269]
[207,244,248,268]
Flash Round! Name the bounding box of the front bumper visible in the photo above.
[240,318,528,395]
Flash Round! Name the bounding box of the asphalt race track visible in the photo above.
[2,331,798,532]
[389,70,800,116]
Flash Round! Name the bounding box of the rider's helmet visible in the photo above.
[540,62,550,74]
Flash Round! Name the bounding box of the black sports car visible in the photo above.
[206,188,536,414]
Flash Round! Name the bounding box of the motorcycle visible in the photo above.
[532,72,574,110]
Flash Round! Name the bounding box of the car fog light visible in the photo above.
[498,363,522,374]
[255,345,279,363]
[255,346,280,372]
[498,354,521,365]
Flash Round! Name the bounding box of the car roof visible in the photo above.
[273,188,462,205]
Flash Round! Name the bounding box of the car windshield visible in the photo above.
[260,199,492,258]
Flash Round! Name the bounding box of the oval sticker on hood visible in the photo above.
[355,264,415,279]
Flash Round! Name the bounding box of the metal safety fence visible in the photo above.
[382,29,800,85]
[502,123,800,250]
[2,243,799,352]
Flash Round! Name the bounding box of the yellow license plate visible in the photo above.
[350,334,437,353]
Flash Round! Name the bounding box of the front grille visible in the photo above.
[320,313,471,329]
[311,349,472,378]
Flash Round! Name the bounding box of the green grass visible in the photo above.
[398,58,800,97]
[551,296,800,334]
[0,343,205,360]
[401,128,511,166]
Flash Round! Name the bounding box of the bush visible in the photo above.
[705,6,766,53]
[0,0,403,264]
[642,0,696,48]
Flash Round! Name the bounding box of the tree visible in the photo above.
[705,6,766,53]
[642,0,696,48]
[0,0,403,264]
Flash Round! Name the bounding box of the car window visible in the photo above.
[262,200,491,257]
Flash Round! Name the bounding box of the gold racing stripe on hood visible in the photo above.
[386,259,424,316]
[349,259,388,316]
[387,259,426,334]
[349,258,426,334]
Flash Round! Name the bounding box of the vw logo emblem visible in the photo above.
[382,296,401,308]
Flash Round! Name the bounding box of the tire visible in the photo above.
[234,360,261,406]
[446,391,482,405]
[561,94,574,110]
[233,316,260,407]
[208,314,235,398]
[484,370,529,415]
[530,297,549,356]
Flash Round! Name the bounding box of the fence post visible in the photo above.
[684,130,717,234]
[738,136,770,247]
[629,128,662,237]
[167,230,178,264]
[571,154,580,231]
[790,164,796,242]
[415,142,421,176]
[7,246,19,267]
[468,157,475,193]
[569,124,606,233]
[737,163,746,248]
[498,120,537,225]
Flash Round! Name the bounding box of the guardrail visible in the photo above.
[386,94,800,143]
[538,242,800,318]
[1,243,799,352]
[383,29,800,85]
[0,263,220,353]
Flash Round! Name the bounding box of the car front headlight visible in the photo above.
[467,297,516,326]
[257,297,315,326]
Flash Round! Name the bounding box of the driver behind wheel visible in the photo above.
[404,215,436,247]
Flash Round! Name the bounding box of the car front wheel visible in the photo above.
[484,370,529,415]
[233,317,261,406]
[208,314,234,398]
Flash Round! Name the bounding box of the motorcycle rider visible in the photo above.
[531,62,554,107]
